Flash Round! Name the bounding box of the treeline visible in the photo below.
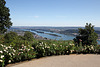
[59,29,100,37]
[59,29,78,36]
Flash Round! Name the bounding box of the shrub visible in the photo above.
[0,44,36,67]
[0,35,100,67]
[32,41,75,58]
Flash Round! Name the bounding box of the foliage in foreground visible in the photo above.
[0,31,100,67]
[0,44,36,67]
[0,40,100,67]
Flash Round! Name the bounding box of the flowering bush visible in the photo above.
[0,44,14,67]
[0,44,36,67]
[32,41,75,57]
[0,40,100,67]
[14,44,36,62]
[32,41,100,58]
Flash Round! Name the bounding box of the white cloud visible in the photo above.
[34,16,39,18]
[56,16,67,18]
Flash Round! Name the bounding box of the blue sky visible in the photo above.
[6,0,100,27]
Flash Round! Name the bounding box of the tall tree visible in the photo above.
[74,23,98,46]
[0,0,12,34]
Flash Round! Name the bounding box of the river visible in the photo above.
[23,29,100,44]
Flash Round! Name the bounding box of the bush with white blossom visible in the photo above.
[0,44,36,67]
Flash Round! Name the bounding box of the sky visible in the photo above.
[6,0,100,27]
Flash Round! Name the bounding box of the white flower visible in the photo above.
[9,53,11,56]
[8,46,11,48]
[1,55,4,58]
[42,42,43,44]
[22,44,24,46]
[0,51,3,53]
[70,50,73,53]
[90,45,94,50]
[69,43,71,45]
[21,52,23,53]
[0,60,3,62]
[5,47,8,50]
[39,43,42,45]
[60,45,62,47]
[45,43,47,45]
[19,49,22,50]
[67,51,69,53]
[53,44,56,46]
[91,46,94,49]
[8,60,11,63]
[12,53,15,56]
[28,49,30,51]
[4,49,6,52]
[69,43,74,46]
[0,44,3,47]
[31,47,34,49]
[66,46,68,48]
[24,46,26,48]
[42,47,44,49]
[45,46,47,48]
[13,49,16,52]
[6,51,8,53]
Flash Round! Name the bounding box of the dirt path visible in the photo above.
[8,54,100,67]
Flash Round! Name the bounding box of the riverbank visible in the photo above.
[6,54,100,67]
[16,31,50,40]
[9,28,100,44]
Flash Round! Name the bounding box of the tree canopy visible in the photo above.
[24,31,34,41]
[4,31,18,43]
[0,0,12,34]
[74,23,98,46]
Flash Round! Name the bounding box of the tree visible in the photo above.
[74,23,98,46]
[24,31,34,41]
[4,31,18,43]
[0,0,12,34]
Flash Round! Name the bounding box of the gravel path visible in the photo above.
[8,54,100,67]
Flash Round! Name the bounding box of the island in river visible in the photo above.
[8,26,100,44]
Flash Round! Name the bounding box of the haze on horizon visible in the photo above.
[6,0,100,27]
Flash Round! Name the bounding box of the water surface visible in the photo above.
[23,29,100,44]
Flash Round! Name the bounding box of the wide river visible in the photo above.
[24,29,100,44]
